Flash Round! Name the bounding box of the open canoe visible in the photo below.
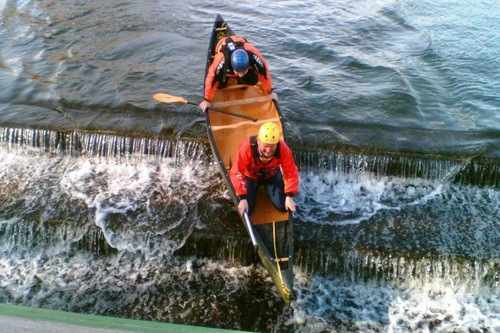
[203,14,294,304]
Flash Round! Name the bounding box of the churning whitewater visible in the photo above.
[1,129,499,332]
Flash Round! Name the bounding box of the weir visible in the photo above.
[1,127,210,163]
[0,128,500,288]
[2,217,498,294]
[1,125,499,333]
[295,149,500,187]
[1,126,499,295]
[178,234,500,293]
[2,126,498,186]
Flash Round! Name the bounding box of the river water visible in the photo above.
[1,0,499,332]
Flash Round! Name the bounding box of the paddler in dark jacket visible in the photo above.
[199,36,278,112]
[230,122,299,215]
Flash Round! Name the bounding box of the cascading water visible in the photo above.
[1,126,499,332]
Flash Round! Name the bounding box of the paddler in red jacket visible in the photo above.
[230,122,299,215]
[199,36,278,112]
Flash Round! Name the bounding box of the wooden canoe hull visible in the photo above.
[203,14,294,304]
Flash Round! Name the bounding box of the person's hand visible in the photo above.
[238,199,249,215]
[199,100,211,113]
[268,91,278,101]
[285,196,296,212]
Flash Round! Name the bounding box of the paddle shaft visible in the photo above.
[243,211,258,246]
[186,101,257,122]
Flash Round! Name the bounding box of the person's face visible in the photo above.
[234,69,248,77]
[258,140,277,158]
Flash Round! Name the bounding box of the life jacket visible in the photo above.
[215,36,248,54]
[249,136,281,180]
[215,36,248,83]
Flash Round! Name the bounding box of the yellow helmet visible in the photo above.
[258,122,280,145]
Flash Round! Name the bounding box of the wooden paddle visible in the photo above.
[153,93,258,122]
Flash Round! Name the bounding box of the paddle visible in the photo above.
[153,93,258,122]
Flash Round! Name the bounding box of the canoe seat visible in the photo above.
[251,187,289,225]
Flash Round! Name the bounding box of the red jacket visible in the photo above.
[204,37,273,102]
[230,137,299,198]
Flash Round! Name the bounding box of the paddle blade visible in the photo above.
[153,93,188,104]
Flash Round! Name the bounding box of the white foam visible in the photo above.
[296,171,443,225]
[290,273,500,332]
[2,143,500,331]
[0,150,221,256]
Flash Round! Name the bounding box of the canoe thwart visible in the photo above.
[211,96,271,108]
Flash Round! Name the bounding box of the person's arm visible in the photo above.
[279,142,300,197]
[279,143,299,212]
[229,140,251,198]
[244,44,274,96]
[201,54,224,110]
[232,139,267,215]
[230,141,253,215]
